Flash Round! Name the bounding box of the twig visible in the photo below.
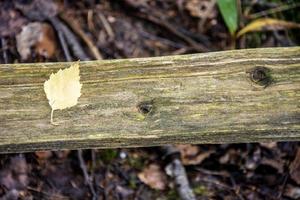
[139,30,185,49]
[137,12,209,52]
[171,47,189,55]
[162,145,196,200]
[121,1,209,52]
[87,10,95,32]
[248,3,300,19]
[277,173,289,199]
[50,17,90,61]
[1,38,8,64]
[166,158,196,200]
[97,13,115,40]
[278,146,297,199]
[77,149,98,200]
[195,167,230,177]
[176,27,212,47]
[60,13,103,60]
[229,175,245,200]
[200,177,239,193]
[57,30,72,62]
[91,149,96,179]
[27,186,70,200]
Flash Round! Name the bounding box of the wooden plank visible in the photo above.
[0,47,300,153]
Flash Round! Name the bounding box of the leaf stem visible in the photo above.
[50,109,59,126]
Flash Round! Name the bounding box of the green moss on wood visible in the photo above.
[0,47,300,153]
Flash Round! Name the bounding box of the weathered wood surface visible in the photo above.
[0,47,300,153]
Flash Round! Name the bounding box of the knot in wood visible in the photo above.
[249,66,272,87]
[137,101,153,115]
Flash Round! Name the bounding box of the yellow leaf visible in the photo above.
[138,164,167,190]
[44,62,82,125]
[237,18,300,38]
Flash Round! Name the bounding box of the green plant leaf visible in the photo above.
[217,0,238,35]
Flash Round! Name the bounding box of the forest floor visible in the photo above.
[0,0,300,199]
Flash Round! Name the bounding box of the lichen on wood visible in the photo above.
[0,47,299,153]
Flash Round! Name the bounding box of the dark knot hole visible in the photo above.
[137,101,153,115]
[249,66,272,87]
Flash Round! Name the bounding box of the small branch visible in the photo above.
[60,13,103,60]
[57,30,72,62]
[87,10,95,32]
[1,38,8,64]
[50,17,90,61]
[77,149,97,200]
[122,1,210,52]
[163,145,196,200]
[90,149,96,179]
[27,186,69,200]
[248,3,300,19]
[97,13,115,40]
[137,12,209,52]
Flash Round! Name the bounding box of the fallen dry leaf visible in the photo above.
[54,150,71,159]
[284,184,300,199]
[185,0,217,32]
[176,144,213,165]
[237,18,300,38]
[35,151,53,160]
[15,0,59,21]
[116,185,134,199]
[0,4,27,37]
[138,164,167,190]
[44,62,82,125]
[16,22,56,60]
[36,23,56,58]
[185,0,216,19]
[0,155,29,191]
[219,148,243,165]
[259,142,277,149]
[260,158,284,173]
[290,148,300,184]
[177,144,199,157]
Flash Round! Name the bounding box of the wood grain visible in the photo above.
[0,47,299,153]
